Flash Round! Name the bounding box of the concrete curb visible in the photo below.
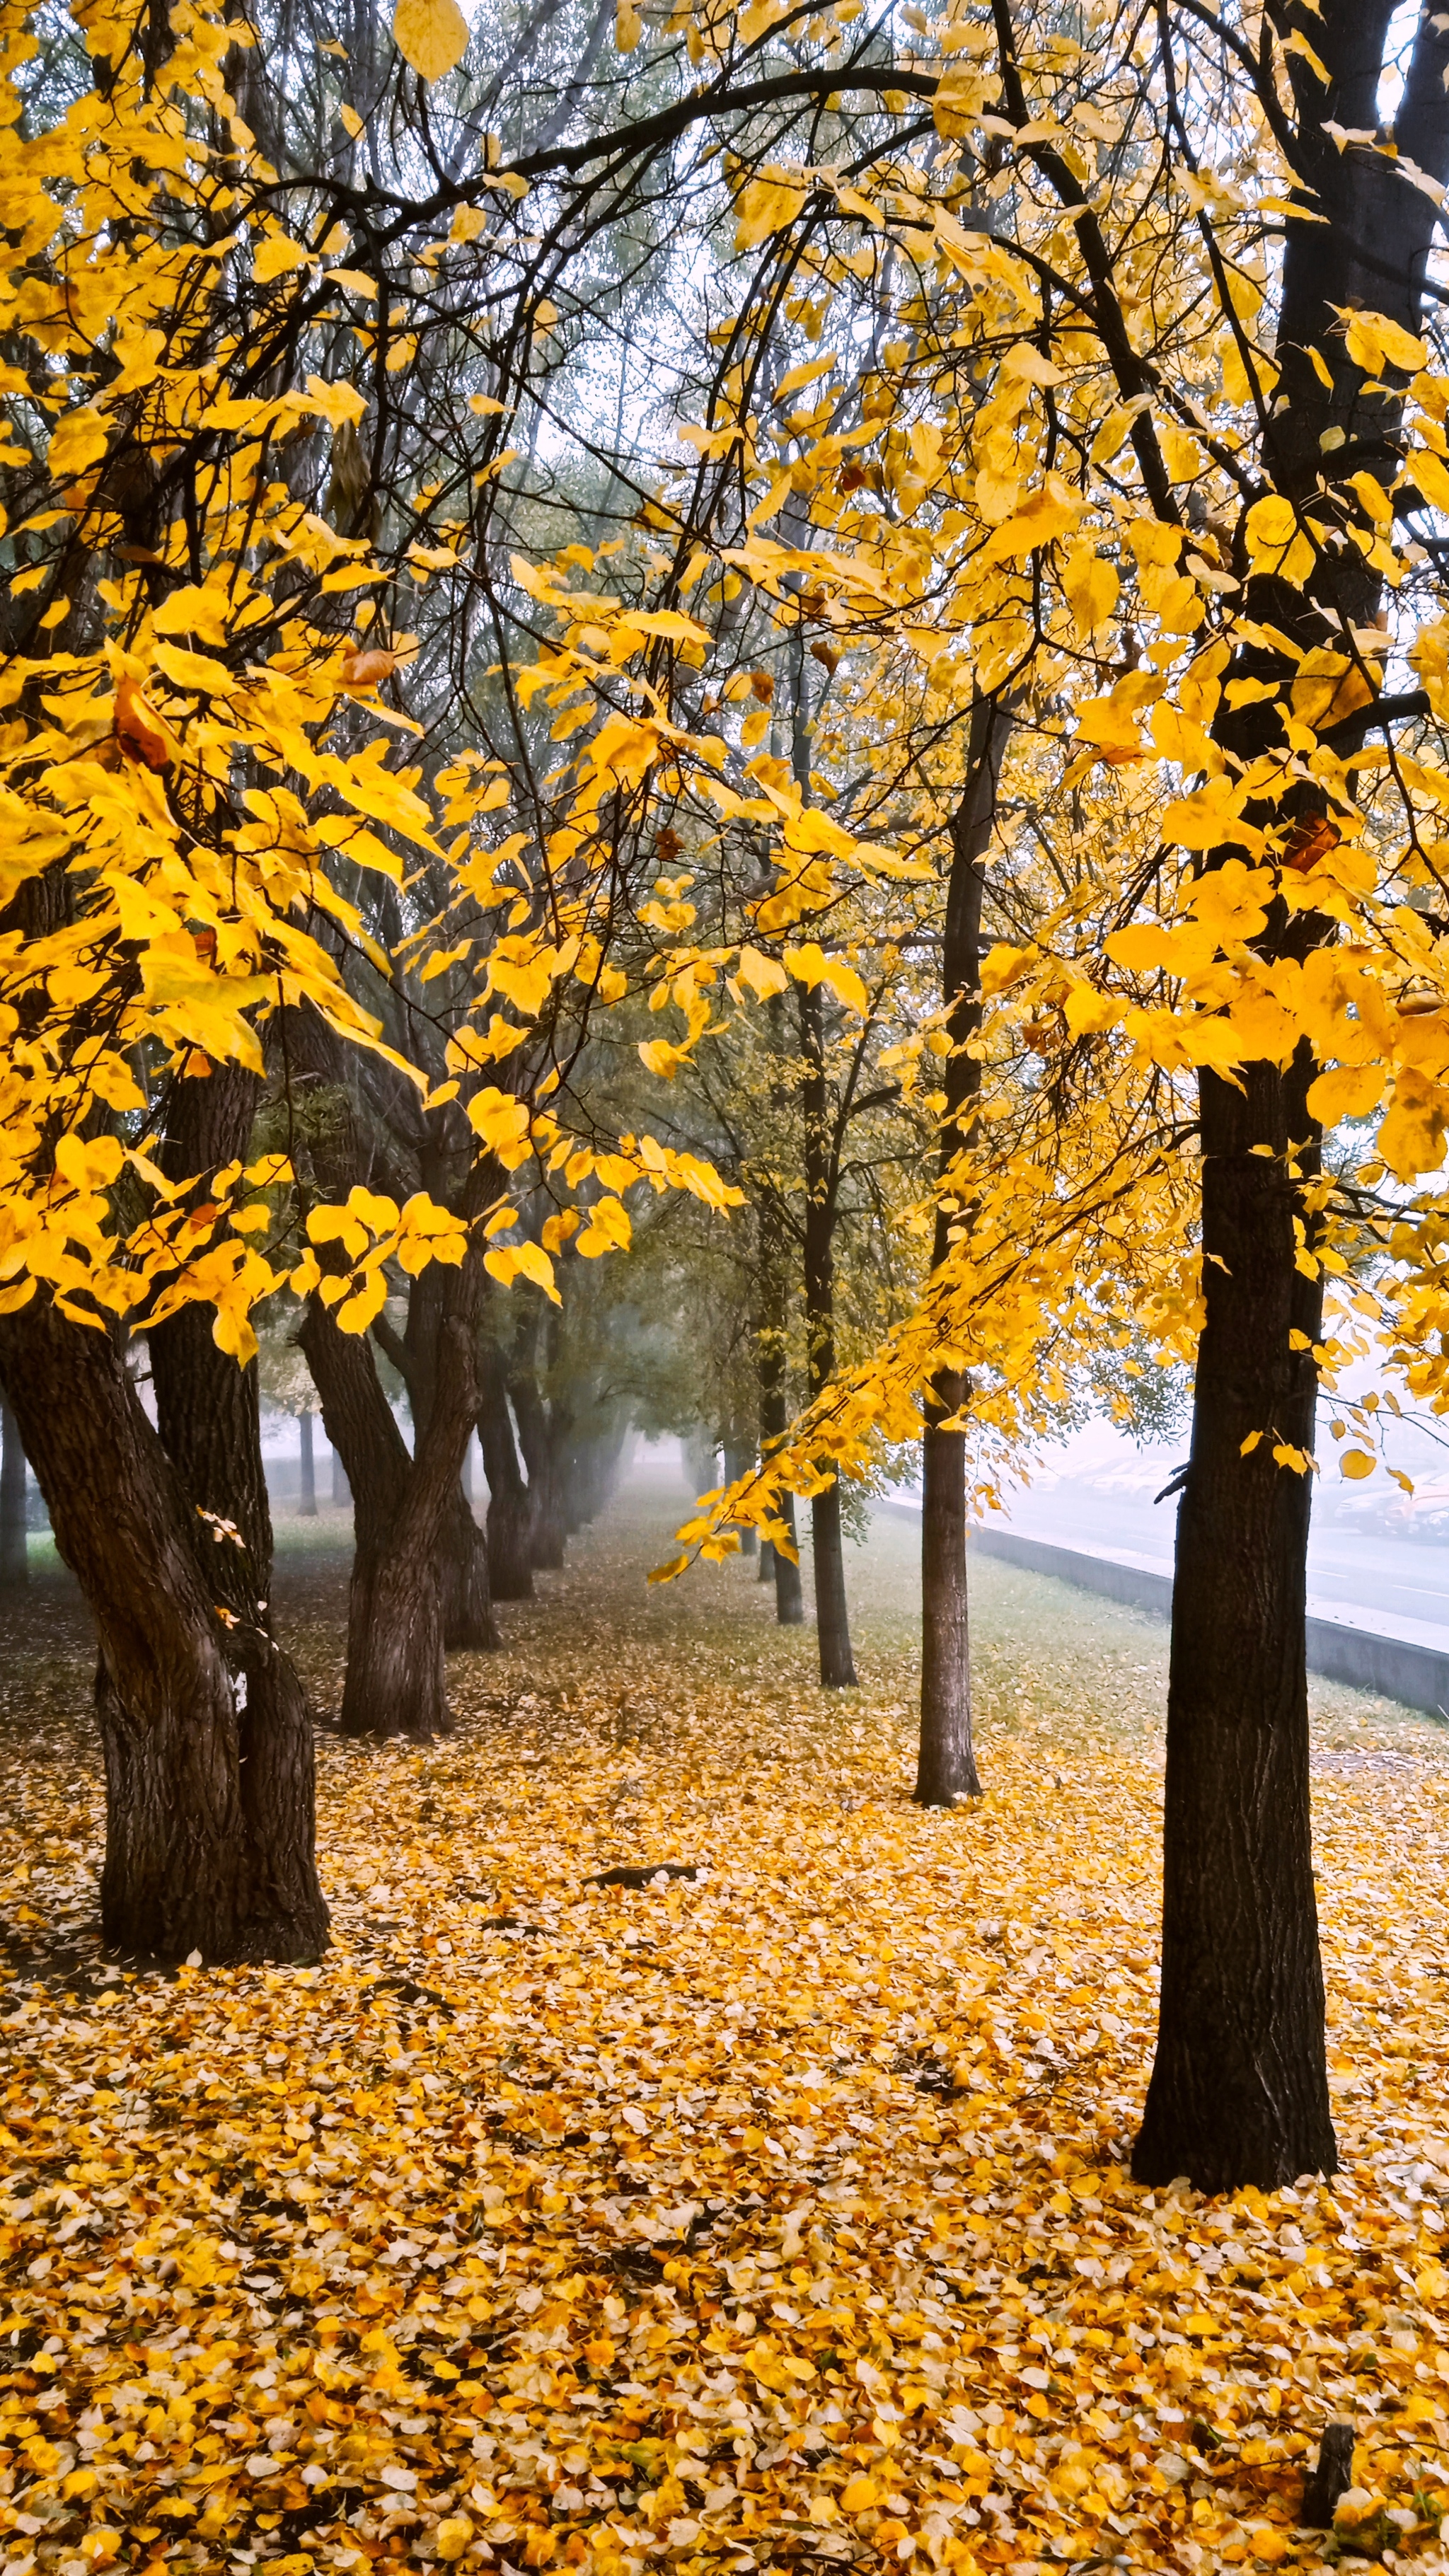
[969,1527,1449,1721]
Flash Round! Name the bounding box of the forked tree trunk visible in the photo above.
[1133,0,1449,2191]
[479,1363,534,1598]
[1,1297,327,1962]
[916,694,1010,1804]
[298,1411,318,1517]
[1,1397,28,1590]
[800,979,856,1688]
[303,1234,487,1735]
[373,1276,497,1652]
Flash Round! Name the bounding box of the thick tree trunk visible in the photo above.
[298,1411,318,1517]
[1136,1054,1334,2189]
[916,694,1010,1802]
[0,1298,327,1963]
[1,1397,28,1590]
[479,1363,534,1598]
[1135,0,1449,2190]
[800,979,856,1687]
[140,1058,327,1960]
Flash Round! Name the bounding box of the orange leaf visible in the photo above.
[341,645,399,692]
[115,675,174,771]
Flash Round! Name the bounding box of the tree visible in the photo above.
[0,1296,329,1962]
[0,1400,28,1593]
[916,696,1012,1807]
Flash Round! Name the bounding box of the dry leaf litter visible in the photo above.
[2,1484,1448,2576]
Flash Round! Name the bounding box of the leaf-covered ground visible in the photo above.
[3,1469,1449,2576]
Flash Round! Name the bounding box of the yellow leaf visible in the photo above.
[736,945,789,1000]
[841,2476,879,2512]
[47,408,110,478]
[467,1085,531,1153]
[1305,1064,1385,1122]
[152,642,238,697]
[1063,544,1119,637]
[1339,1449,1375,1480]
[1342,307,1428,378]
[393,0,468,78]
[254,231,311,282]
[734,173,809,252]
[1244,493,1316,585]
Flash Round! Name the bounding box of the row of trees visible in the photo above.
[5,0,1449,2196]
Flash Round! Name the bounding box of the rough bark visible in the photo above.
[1136,0,1449,2190]
[139,1060,327,1959]
[1,1396,28,1590]
[0,1298,327,1963]
[298,1411,318,1517]
[800,979,856,1687]
[479,1360,535,1598]
[916,695,1010,1803]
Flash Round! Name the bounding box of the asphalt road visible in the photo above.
[1002,1484,1449,1642]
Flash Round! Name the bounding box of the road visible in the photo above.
[891,1477,1449,1646]
[1001,1484,1449,1646]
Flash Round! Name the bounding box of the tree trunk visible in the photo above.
[758,1281,804,1625]
[299,1410,318,1517]
[303,1218,488,1734]
[758,1539,775,1584]
[918,1378,980,1804]
[511,1311,565,1568]
[1135,0,1449,2190]
[916,693,1010,1803]
[0,1298,327,1963]
[1136,1052,1334,2189]
[1,1397,28,1590]
[724,1441,758,1556]
[800,978,856,1687]
[479,1361,534,1598]
[439,1482,500,1651]
[372,1274,498,1653]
